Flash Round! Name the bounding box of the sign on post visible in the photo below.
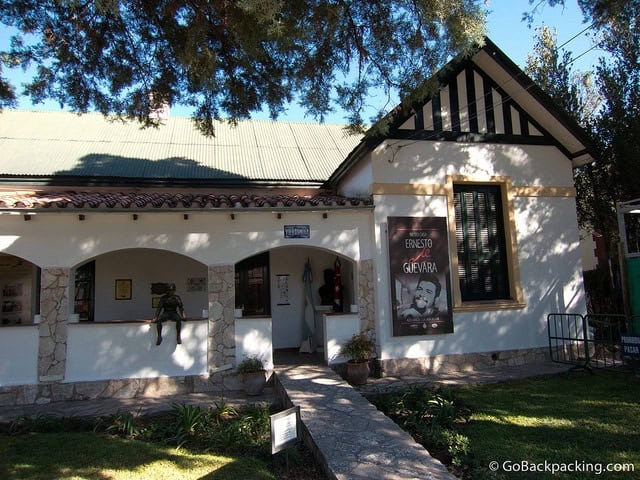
[270,406,300,455]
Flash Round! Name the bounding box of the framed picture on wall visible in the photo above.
[186,277,206,292]
[152,296,161,309]
[115,279,132,300]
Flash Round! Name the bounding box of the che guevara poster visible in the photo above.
[388,216,453,337]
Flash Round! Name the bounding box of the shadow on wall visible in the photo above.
[378,141,563,187]
[383,180,584,362]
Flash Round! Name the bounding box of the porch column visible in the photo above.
[358,259,376,339]
[208,265,236,372]
[38,267,70,382]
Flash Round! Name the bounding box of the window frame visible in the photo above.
[446,175,525,311]
[235,252,271,316]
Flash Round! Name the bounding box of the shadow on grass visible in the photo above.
[457,369,640,479]
[0,432,273,480]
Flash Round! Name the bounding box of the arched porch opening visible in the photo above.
[72,248,208,323]
[234,246,358,366]
[0,253,40,325]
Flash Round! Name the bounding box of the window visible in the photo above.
[453,184,509,301]
[235,252,270,316]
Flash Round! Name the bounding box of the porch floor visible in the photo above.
[273,347,325,366]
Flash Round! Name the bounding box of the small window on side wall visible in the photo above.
[453,184,509,301]
[235,252,270,316]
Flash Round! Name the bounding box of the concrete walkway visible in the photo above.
[275,364,455,480]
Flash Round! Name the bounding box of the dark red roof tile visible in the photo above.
[0,191,372,211]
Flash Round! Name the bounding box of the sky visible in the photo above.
[0,0,602,124]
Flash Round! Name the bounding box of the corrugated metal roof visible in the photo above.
[0,111,363,183]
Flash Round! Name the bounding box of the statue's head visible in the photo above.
[168,283,177,293]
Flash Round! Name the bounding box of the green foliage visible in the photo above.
[7,413,91,434]
[524,2,640,264]
[0,0,486,132]
[0,431,275,479]
[236,356,265,374]
[370,386,471,472]
[457,369,640,479]
[340,333,374,363]
[0,402,324,478]
[172,403,205,436]
[98,411,140,438]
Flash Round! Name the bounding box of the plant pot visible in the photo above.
[345,360,369,385]
[243,370,267,395]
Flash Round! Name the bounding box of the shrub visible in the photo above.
[236,356,265,374]
[340,333,374,362]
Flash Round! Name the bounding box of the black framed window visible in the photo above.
[235,252,270,316]
[454,184,509,301]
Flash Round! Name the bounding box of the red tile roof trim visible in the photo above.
[0,191,373,210]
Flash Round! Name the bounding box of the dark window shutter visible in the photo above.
[235,252,271,315]
[454,185,509,301]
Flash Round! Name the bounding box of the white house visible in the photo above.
[0,38,592,405]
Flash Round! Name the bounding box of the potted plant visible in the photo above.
[236,356,267,395]
[340,333,374,385]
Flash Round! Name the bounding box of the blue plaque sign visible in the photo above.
[621,335,640,359]
[284,225,310,239]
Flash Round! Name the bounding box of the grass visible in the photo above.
[0,402,324,480]
[372,368,640,479]
[456,368,640,479]
[0,431,272,479]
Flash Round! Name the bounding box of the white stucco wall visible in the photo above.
[0,209,373,269]
[0,326,38,386]
[368,141,587,361]
[369,141,575,187]
[235,317,273,370]
[65,320,208,382]
[324,313,361,364]
[339,153,374,197]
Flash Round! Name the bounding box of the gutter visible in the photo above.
[1,205,375,215]
[0,175,328,190]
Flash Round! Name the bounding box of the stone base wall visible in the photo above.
[378,347,551,377]
[0,370,272,407]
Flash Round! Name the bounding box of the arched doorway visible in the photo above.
[235,246,357,365]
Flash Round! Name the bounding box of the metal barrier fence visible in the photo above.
[547,313,628,371]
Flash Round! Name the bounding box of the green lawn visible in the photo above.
[0,431,273,480]
[456,369,640,479]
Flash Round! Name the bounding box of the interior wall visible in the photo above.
[90,249,208,321]
[269,247,354,349]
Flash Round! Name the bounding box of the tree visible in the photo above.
[0,0,486,135]
[527,0,634,28]
[523,25,610,240]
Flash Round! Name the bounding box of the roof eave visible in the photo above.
[0,175,327,190]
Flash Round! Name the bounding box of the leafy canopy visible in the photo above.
[0,0,486,135]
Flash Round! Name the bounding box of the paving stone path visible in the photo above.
[275,364,455,480]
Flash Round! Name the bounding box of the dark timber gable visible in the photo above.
[392,64,555,147]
